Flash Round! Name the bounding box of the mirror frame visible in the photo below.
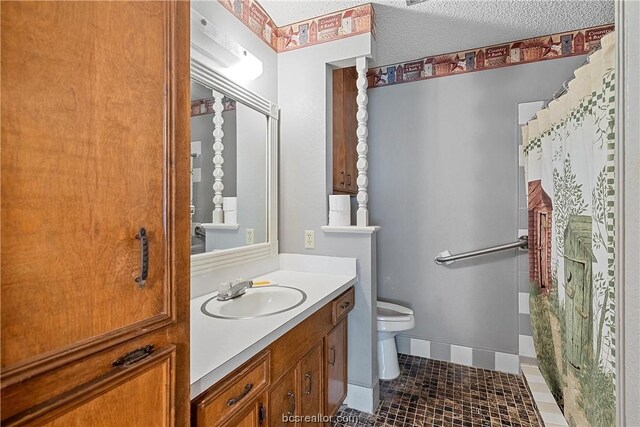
[190,58,278,276]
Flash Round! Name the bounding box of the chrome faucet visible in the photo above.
[217,280,254,301]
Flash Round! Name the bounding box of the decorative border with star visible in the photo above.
[367,24,614,89]
[218,0,374,53]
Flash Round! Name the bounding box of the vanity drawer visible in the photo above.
[332,287,354,325]
[193,352,269,427]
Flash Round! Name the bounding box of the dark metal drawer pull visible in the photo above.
[227,383,253,406]
[286,391,295,415]
[340,301,351,310]
[304,372,312,395]
[112,344,154,367]
[135,228,149,288]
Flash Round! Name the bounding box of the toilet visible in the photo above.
[376,301,415,380]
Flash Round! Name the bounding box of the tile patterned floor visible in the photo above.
[334,354,541,427]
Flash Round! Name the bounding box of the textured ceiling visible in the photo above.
[259,0,614,66]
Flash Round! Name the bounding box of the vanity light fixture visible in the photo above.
[191,8,263,83]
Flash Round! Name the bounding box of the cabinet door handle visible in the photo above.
[304,372,312,395]
[135,228,149,288]
[329,345,336,366]
[340,171,345,187]
[226,383,253,406]
[346,174,351,186]
[286,391,295,415]
[112,344,154,367]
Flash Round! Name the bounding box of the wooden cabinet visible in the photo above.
[1,1,190,425]
[220,395,266,427]
[325,320,348,417]
[194,353,269,427]
[332,67,359,195]
[268,367,297,426]
[299,343,323,419]
[269,342,323,426]
[192,288,354,427]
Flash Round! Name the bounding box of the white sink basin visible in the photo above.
[201,286,307,319]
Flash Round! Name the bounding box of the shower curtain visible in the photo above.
[522,31,616,427]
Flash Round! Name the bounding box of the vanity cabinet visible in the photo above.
[299,343,323,418]
[268,366,297,426]
[221,395,267,427]
[325,321,348,417]
[332,66,359,195]
[192,287,354,427]
[269,342,323,426]
[192,352,270,426]
[1,1,190,425]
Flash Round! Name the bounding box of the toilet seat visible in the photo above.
[376,300,415,380]
[377,301,414,322]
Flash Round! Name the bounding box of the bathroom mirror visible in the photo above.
[190,59,278,274]
[190,80,267,254]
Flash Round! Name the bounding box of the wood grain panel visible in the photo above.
[268,301,334,383]
[1,0,176,373]
[268,367,297,427]
[3,345,175,426]
[43,351,174,427]
[325,320,347,416]
[193,353,269,427]
[332,67,358,195]
[299,342,323,418]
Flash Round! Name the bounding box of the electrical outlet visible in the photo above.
[246,228,255,245]
[304,230,314,249]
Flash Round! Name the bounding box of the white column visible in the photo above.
[355,57,369,227]
[212,91,225,223]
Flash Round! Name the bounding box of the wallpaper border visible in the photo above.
[367,24,614,89]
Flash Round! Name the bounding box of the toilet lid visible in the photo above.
[377,301,413,322]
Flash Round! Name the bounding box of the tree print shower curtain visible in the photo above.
[522,31,616,426]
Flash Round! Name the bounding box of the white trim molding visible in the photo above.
[190,56,279,275]
[355,56,369,227]
[321,225,380,234]
[345,382,379,414]
[615,2,640,425]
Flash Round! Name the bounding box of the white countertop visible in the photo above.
[190,268,356,398]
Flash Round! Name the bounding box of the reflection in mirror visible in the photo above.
[190,79,267,255]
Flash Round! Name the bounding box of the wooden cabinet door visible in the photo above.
[42,347,176,427]
[269,367,298,427]
[1,0,190,425]
[332,67,358,195]
[325,320,347,416]
[1,0,183,371]
[299,342,323,418]
[220,395,266,427]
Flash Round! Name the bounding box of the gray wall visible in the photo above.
[199,104,268,251]
[278,34,379,395]
[367,56,586,354]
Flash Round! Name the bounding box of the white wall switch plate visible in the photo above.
[192,167,201,183]
[191,140,202,155]
[246,228,255,245]
[304,230,314,249]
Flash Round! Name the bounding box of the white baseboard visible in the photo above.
[345,381,379,414]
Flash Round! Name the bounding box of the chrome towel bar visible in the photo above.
[435,236,528,265]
